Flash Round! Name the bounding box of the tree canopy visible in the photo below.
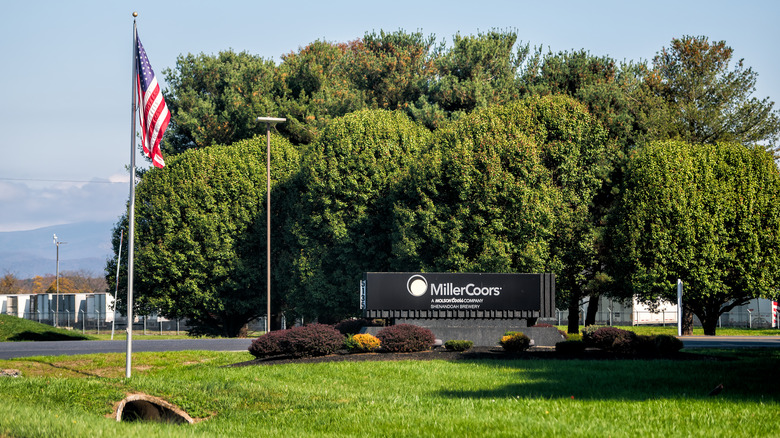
[115,134,300,336]
[648,35,780,150]
[287,109,432,322]
[107,30,780,336]
[610,140,780,335]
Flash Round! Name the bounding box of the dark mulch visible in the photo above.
[227,346,726,367]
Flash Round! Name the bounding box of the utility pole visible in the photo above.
[53,234,67,327]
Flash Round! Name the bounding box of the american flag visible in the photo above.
[135,32,169,168]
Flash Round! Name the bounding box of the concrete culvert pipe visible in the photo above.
[114,394,195,424]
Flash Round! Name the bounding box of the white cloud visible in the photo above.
[0,180,128,232]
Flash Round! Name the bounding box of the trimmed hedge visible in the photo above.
[444,340,473,352]
[584,326,636,351]
[248,324,344,358]
[580,326,684,356]
[248,330,286,358]
[376,324,435,352]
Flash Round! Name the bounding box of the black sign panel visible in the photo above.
[363,272,553,313]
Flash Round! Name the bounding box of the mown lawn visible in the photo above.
[0,348,778,437]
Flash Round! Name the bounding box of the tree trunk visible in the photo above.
[271,313,284,331]
[585,295,599,326]
[681,306,694,336]
[701,314,718,336]
[567,295,581,334]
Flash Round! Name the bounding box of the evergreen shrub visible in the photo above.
[444,340,473,351]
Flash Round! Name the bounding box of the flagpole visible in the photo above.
[126,12,138,378]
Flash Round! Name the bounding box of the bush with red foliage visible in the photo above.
[248,324,345,358]
[376,324,435,352]
[585,326,637,350]
[248,330,287,358]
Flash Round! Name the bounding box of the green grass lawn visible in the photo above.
[1,314,778,437]
[0,348,778,437]
[0,314,95,341]
[0,315,265,341]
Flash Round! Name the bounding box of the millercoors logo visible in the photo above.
[407,275,428,297]
[406,274,502,297]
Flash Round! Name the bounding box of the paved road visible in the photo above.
[1,336,778,360]
[680,336,780,349]
[0,338,254,360]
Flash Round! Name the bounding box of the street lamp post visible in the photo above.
[53,234,67,327]
[256,116,285,334]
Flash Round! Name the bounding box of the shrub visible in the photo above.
[588,327,636,351]
[555,340,585,354]
[248,330,286,358]
[376,324,435,352]
[632,335,657,355]
[580,325,602,346]
[653,334,684,355]
[345,333,381,352]
[281,324,345,358]
[566,333,582,342]
[334,318,371,336]
[609,329,639,354]
[444,340,473,352]
[249,324,344,358]
[500,331,531,352]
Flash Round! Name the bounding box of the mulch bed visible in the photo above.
[227,346,726,367]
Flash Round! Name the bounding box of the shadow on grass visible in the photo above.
[437,349,780,403]
[8,331,90,342]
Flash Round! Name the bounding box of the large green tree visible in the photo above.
[648,35,780,150]
[394,95,611,333]
[523,49,672,151]
[108,134,300,336]
[413,30,526,127]
[288,109,431,322]
[520,50,674,324]
[344,30,436,110]
[611,140,780,335]
[162,51,281,154]
[277,40,367,145]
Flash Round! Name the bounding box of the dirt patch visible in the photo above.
[228,346,722,367]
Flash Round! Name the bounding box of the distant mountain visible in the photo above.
[0,221,117,278]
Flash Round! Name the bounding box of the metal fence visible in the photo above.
[548,309,778,329]
[15,312,189,335]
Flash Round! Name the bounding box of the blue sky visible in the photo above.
[1,0,778,233]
